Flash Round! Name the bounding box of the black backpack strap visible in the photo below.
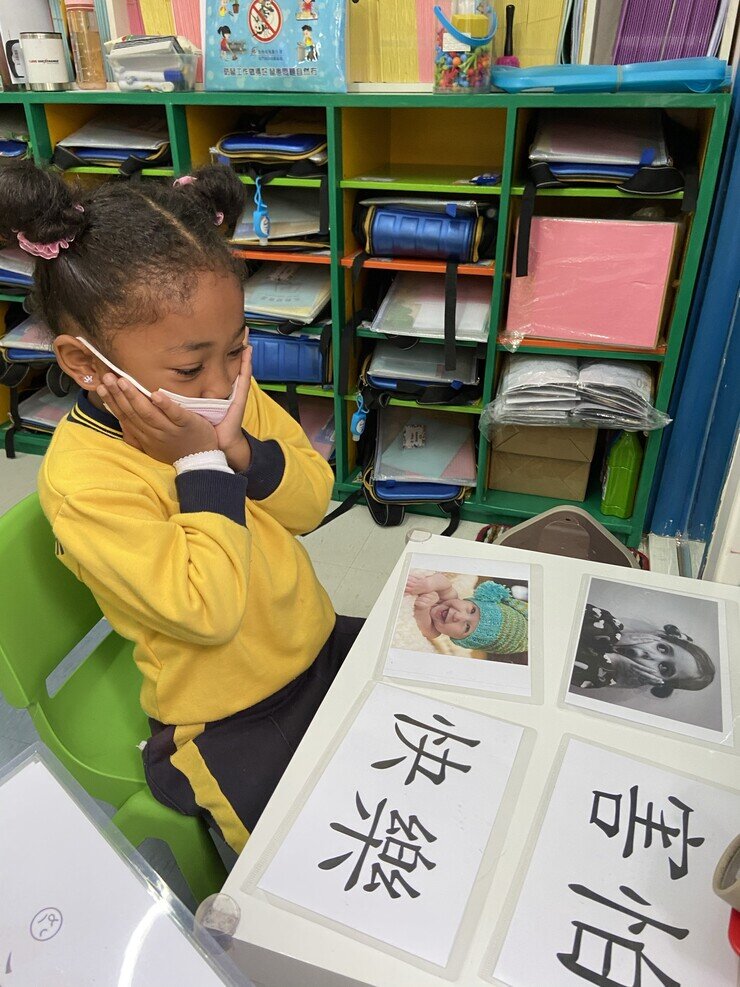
[617,165,686,197]
[444,260,458,372]
[439,499,462,537]
[516,179,537,278]
[285,381,301,422]
[312,487,364,531]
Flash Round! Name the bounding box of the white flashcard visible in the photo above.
[564,577,734,746]
[493,738,740,987]
[258,683,525,967]
[0,758,232,986]
[383,553,533,697]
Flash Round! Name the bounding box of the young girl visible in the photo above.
[572,604,715,696]
[405,572,529,656]
[0,161,363,854]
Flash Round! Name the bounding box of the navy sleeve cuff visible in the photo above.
[242,430,285,500]
[175,470,248,526]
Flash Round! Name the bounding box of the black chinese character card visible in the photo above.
[381,552,536,699]
[257,684,525,968]
[564,577,734,747]
[0,756,229,986]
[492,738,740,986]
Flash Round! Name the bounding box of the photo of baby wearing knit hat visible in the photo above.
[384,554,532,697]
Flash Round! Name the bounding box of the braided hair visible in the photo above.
[0,160,247,343]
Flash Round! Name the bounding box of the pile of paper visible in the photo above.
[485,355,670,431]
[243,262,331,326]
[371,273,491,343]
[0,248,34,291]
[56,115,171,167]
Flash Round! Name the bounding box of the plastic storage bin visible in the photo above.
[105,51,199,93]
[250,331,326,384]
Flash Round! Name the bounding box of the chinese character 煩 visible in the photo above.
[318,792,436,899]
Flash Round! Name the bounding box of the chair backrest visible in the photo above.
[0,493,102,709]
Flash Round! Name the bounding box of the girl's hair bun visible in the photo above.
[175,164,248,234]
[0,159,87,249]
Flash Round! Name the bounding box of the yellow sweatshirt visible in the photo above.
[38,385,336,727]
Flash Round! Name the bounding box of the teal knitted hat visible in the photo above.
[450,580,529,654]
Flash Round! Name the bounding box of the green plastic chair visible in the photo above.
[0,493,227,904]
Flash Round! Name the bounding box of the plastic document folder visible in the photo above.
[0,317,54,360]
[530,109,670,169]
[0,248,34,289]
[371,273,491,343]
[243,263,331,324]
[56,116,171,167]
[506,216,679,348]
[15,388,76,433]
[275,394,335,461]
[375,406,477,486]
[368,342,479,387]
[232,189,324,245]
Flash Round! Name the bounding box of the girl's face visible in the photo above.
[84,271,246,400]
[430,598,480,639]
[608,633,700,688]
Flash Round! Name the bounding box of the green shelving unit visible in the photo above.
[0,88,731,547]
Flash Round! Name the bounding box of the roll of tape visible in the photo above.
[713,835,740,910]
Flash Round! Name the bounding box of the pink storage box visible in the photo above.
[505,216,680,349]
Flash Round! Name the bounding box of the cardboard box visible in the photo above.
[491,425,597,462]
[488,426,598,501]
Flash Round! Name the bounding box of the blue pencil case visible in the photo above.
[250,330,329,384]
[492,57,729,94]
[373,479,464,503]
[0,140,28,158]
[216,133,327,162]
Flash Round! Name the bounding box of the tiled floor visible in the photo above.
[0,452,483,908]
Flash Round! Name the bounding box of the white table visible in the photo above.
[222,536,740,987]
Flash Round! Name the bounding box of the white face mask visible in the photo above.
[77,337,238,426]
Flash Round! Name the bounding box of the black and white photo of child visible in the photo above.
[566,578,731,742]
[384,555,533,698]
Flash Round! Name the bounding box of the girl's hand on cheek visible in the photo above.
[215,344,253,472]
[98,376,218,465]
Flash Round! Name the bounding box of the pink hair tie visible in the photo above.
[173,176,197,188]
[214,211,225,227]
[16,230,74,260]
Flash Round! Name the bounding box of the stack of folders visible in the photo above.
[588,0,735,64]
[493,355,661,430]
[375,406,478,487]
[0,317,54,361]
[275,394,335,462]
[0,108,29,161]
[0,249,34,293]
[232,189,329,252]
[612,0,731,62]
[55,116,171,169]
[529,109,670,181]
[370,273,491,344]
[243,263,331,329]
[14,388,76,434]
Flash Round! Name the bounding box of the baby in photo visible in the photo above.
[405,570,529,659]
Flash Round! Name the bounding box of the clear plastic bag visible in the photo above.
[480,355,672,434]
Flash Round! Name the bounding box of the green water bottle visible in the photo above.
[601,431,643,519]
